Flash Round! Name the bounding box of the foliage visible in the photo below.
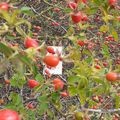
[0,0,120,119]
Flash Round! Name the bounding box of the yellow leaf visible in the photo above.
[100,25,109,32]
[111,29,118,41]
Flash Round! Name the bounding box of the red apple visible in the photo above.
[67,2,77,10]
[0,3,9,11]
[25,37,38,48]
[108,0,117,6]
[28,79,39,89]
[71,12,82,23]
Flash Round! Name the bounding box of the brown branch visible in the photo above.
[30,6,67,33]
[74,108,120,113]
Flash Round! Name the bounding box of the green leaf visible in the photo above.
[113,20,120,27]
[37,103,48,115]
[85,7,98,14]
[27,110,36,120]
[20,7,34,16]
[104,81,110,94]
[7,92,24,112]
[68,86,79,96]
[92,76,105,84]
[6,35,16,40]
[111,28,118,41]
[85,57,92,63]
[10,10,20,24]
[0,43,14,57]
[37,95,48,103]
[78,76,88,89]
[10,73,26,88]
[35,74,44,82]
[72,62,92,77]
[114,95,120,108]
[64,8,72,13]
[79,89,87,105]
[51,92,59,102]
[68,76,80,83]
[15,53,32,67]
[101,44,109,57]
[47,110,53,118]
[82,50,91,56]
[78,35,86,41]
[91,85,106,95]
[10,92,22,105]
[93,0,101,5]
[21,7,31,12]
[78,23,90,30]
[88,99,97,108]
[32,64,38,77]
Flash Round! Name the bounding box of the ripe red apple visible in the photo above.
[28,79,39,88]
[53,78,64,91]
[34,26,41,31]
[92,106,97,109]
[0,109,20,120]
[78,40,85,46]
[5,79,10,84]
[71,12,82,23]
[25,37,38,48]
[82,14,88,21]
[0,3,9,11]
[108,0,117,6]
[44,69,51,75]
[60,91,69,97]
[67,2,77,10]
[106,72,119,82]
[51,22,59,26]
[46,46,55,54]
[95,65,101,69]
[82,0,87,3]
[117,16,120,21]
[43,55,60,67]
[27,103,34,109]
[103,62,108,67]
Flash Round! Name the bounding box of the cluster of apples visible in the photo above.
[68,0,118,24]
[67,0,88,24]
[24,36,60,68]
[24,37,68,96]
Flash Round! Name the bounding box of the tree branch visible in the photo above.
[74,108,120,113]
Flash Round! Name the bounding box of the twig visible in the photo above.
[58,75,67,83]
[30,6,67,33]
[23,98,37,104]
[74,108,120,113]
[14,0,26,6]
[43,0,64,10]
